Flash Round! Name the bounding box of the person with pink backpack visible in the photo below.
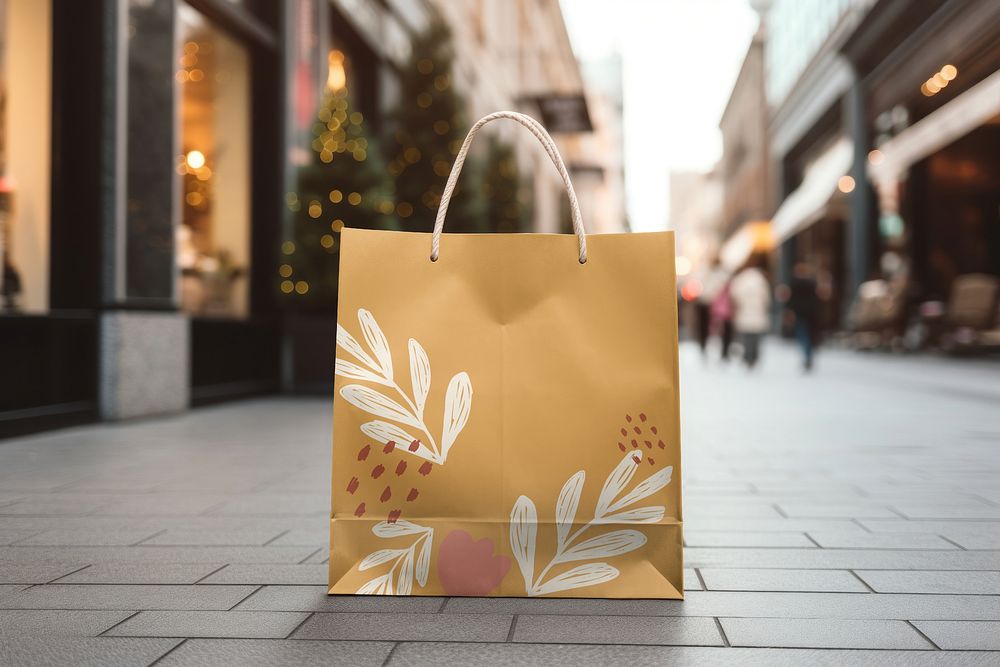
[710,278,735,362]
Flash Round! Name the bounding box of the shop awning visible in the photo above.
[771,137,853,243]
[869,69,1000,186]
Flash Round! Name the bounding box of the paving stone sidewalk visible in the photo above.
[1,344,999,665]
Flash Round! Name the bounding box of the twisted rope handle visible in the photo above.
[430,111,588,264]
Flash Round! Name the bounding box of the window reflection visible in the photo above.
[0,0,51,313]
[177,3,250,318]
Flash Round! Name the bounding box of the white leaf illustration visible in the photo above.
[337,323,379,372]
[357,573,391,595]
[416,530,433,587]
[593,506,666,525]
[359,548,405,571]
[532,563,620,596]
[357,521,433,596]
[397,548,415,596]
[372,519,429,538]
[408,339,431,417]
[360,421,437,462]
[335,358,390,385]
[358,309,393,381]
[556,530,646,563]
[607,466,673,513]
[555,471,586,549]
[340,385,421,430]
[595,452,643,518]
[510,495,538,590]
[340,307,473,465]
[440,372,472,459]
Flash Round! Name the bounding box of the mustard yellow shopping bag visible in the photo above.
[330,112,682,598]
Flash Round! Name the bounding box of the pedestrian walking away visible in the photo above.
[710,279,735,362]
[696,257,730,359]
[729,255,772,369]
[781,261,823,371]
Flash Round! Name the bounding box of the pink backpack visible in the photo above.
[711,282,733,325]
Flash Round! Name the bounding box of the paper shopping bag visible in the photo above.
[329,112,682,598]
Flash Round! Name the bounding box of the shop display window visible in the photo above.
[0,0,51,313]
[176,3,250,318]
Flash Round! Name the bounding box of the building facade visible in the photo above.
[429,0,602,235]
[717,9,773,272]
[842,0,1000,313]
[764,0,875,330]
[0,0,606,437]
[669,169,723,274]
[749,0,1000,335]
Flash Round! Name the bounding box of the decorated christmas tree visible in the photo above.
[388,19,484,233]
[481,137,529,233]
[281,84,395,308]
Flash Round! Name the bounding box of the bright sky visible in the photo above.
[560,0,758,232]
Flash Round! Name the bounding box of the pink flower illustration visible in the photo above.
[437,530,511,596]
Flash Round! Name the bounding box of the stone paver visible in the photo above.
[805,531,958,550]
[856,570,1000,595]
[684,530,815,547]
[0,584,257,611]
[13,528,162,546]
[512,614,723,645]
[0,344,997,662]
[291,612,513,642]
[140,528,288,546]
[0,585,23,601]
[157,639,394,666]
[0,529,44,545]
[0,561,90,584]
[52,562,227,585]
[387,644,1000,665]
[720,617,932,649]
[0,638,182,667]
[698,568,868,592]
[105,610,310,639]
[234,586,445,612]
[0,610,135,636]
[198,564,329,585]
[912,621,1000,650]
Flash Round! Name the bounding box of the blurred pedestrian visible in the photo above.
[781,261,821,371]
[696,257,729,359]
[729,255,771,369]
[710,278,734,362]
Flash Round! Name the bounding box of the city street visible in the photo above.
[1,343,999,665]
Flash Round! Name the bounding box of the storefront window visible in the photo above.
[176,4,250,318]
[0,0,51,313]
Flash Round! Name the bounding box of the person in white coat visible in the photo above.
[729,256,772,369]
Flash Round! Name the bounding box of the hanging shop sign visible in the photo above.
[530,94,593,134]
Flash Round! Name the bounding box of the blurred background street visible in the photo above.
[0,0,999,662]
[2,0,998,436]
[0,343,998,662]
